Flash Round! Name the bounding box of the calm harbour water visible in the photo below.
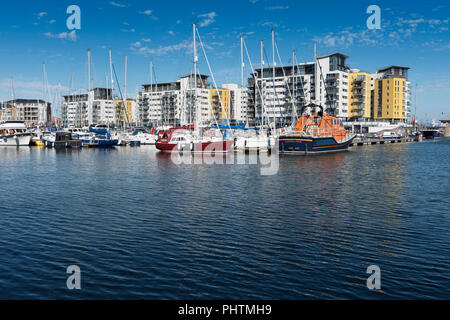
[0,140,449,299]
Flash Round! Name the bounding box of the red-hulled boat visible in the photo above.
[155,126,234,153]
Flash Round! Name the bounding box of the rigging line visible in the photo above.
[294,56,311,104]
[274,41,297,121]
[112,64,130,127]
[195,27,227,131]
[243,38,268,129]
[263,47,285,126]
[294,55,309,118]
[316,58,333,115]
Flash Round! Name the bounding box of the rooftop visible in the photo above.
[377,65,410,73]
[316,52,349,59]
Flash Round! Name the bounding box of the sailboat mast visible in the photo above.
[123,55,128,129]
[109,49,114,95]
[150,60,153,127]
[240,35,244,89]
[292,50,296,121]
[193,23,199,130]
[87,49,91,91]
[272,29,276,127]
[260,40,264,128]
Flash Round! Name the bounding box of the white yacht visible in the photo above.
[0,121,32,146]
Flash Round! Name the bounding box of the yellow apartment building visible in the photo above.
[115,99,134,124]
[209,89,230,120]
[348,72,372,119]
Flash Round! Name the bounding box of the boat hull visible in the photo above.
[82,139,119,148]
[0,133,32,146]
[279,135,355,154]
[156,140,233,153]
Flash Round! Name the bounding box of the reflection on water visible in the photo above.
[0,141,449,299]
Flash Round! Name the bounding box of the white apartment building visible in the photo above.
[315,53,350,118]
[248,63,316,126]
[62,88,115,127]
[222,83,248,122]
[0,99,50,125]
[137,74,211,127]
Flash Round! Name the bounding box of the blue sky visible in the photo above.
[0,0,449,121]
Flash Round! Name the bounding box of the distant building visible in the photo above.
[222,83,248,123]
[0,99,50,125]
[137,74,211,127]
[373,66,411,122]
[209,88,230,120]
[348,71,372,119]
[316,52,350,118]
[115,99,136,126]
[61,88,115,127]
[248,63,314,126]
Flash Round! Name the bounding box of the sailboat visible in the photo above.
[155,24,234,153]
[233,34,278,153]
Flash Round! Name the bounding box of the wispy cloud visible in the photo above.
[43,30,77,41]
[37,12,47,20]
[314,12,450,49]
[432,5,445,12]
[260,21,280,28]
[265,6,289,11]
[139,9,158,20]
[198,12,217,27]
[130,39,193,56]
[0,78,69,99]
[109,1,126,8]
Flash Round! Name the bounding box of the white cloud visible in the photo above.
[198,12,217,27]
[260,21,280,28]
[109,1,126,8]
[265,6,289,10]
[43,30,77,41]
[49,19,56,24]
[168,30,175,36]
[130,39,193,56]
[37,12,47,20]
[139,9,153,15]
[138,9,158,20]
[0,78,69,100]
[130,41,141,48]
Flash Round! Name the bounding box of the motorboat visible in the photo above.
[0,121,32,146]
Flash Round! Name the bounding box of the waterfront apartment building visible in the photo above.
[115,99,136,126]
[61,88,115,127]
[247,63,315,126]
[0,99,51,125]
[316,53,350,118]
[348,71,372,119]
[209,88,230,120]
[246,52,350,126]
[373,66,411,122]
[222,83,248,123]
[137,74,211,127]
